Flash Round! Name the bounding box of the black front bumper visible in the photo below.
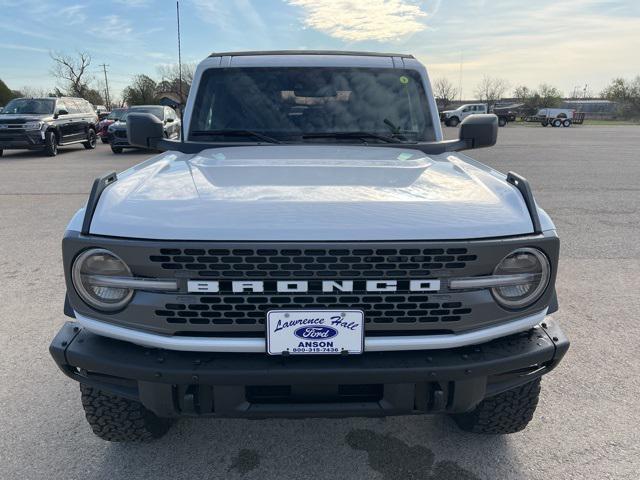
[0,132,46,150]
[50,320,568,419]
[107,131,131,147]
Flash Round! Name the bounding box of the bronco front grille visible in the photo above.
[155,294,472,327]
[150,247,478,279]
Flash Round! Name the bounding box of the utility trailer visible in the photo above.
[524,108,585,127]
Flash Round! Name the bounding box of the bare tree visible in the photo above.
[50,51,93,98]
[432,77,458,110]
[19,86,53,98]
[513,85,530,104]
[156,62,196,104]
[474,76,509,108]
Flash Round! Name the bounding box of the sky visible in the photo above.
[1,0,639,100]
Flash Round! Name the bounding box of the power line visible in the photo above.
[99,63,111,109]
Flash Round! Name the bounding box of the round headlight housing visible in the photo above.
[492,248,550,309]
[72,248,133,311]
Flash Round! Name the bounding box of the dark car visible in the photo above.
[0,97,98,157]
[108,105,180,154]
[97,108,127,143]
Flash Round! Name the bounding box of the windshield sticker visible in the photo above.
[399,76,409,85]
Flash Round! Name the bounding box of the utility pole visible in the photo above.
[99,63,111,109]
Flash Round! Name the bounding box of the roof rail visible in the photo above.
[208,50,414,59]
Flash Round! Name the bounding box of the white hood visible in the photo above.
[85,145,540,241]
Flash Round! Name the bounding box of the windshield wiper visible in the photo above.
[302,131,403,144]
[191,129,281,144]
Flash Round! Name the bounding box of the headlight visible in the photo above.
[492,248,550,309]
[71,248,134,311]
[23,121,44,130]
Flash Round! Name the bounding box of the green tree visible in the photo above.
[0,78,18,105]
[122,75,159,105]
[601,76,640,118]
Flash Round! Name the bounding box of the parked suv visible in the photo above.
[0,97,97,156]
[50,51,568,442]
[441,103,488,127]
[108,105,180,153]
[97,108,127,143]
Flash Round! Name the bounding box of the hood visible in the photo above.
[86,145,537,241]
[0,113,51,123]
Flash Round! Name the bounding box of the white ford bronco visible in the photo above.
[50,51,568,442]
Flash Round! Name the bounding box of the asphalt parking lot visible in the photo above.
[1,125,639,480]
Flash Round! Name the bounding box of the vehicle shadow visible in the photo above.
[93,414,516,480]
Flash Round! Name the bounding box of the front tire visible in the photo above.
[83,129,97,149]
[451,378,541,434]
[447,116,460,127]
[111,145,123,154]
[80,384,171,442]
[498,117,507,127]
[44,130,58,156]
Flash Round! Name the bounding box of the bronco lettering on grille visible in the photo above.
[186,279,440,294]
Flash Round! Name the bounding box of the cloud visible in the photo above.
[58,4,88,25]
[0,43,48,53]
[287,0,431,41]
[90,15,134,38]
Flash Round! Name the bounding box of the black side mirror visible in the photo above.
[55,109,68,118]
[127,113,164,149]
[458,114,498,149]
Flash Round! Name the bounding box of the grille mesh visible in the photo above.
[150,247,478,279]
[155,294,472,327]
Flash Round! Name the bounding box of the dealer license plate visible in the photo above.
[266,310,364,355]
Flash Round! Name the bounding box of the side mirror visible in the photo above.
[458,114,498,149]
[56,109,68,116]
[127,113,164,149]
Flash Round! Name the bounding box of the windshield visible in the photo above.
[121,107,164,122]
[1,98,55,115]
[189,67,435,143]
[107,109,126,120]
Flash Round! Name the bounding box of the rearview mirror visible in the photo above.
[127,113,164,149]
[458,114,497,149]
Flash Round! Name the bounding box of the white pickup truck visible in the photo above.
[440,103,488,127]
[50,51,568,442]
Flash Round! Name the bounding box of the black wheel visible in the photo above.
[44,130,58,156]
[448,117,460,127]
[552,119,562,127]
[562,119,572,127]
[541,120,548,127]
[80,384,172,442]
[100,137,109,144]
[0,149,3,157]
[451,379,541,434]
[111,145,123,154]
[83,129,97,149]
[498,117,507,127]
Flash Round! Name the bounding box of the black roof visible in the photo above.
[208,50,414,59]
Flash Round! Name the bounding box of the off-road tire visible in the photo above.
[451,378,541,434]
[83,129,97,149]
[111,145,123,154]
[44,130,58,156]
[80,384,172,442]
